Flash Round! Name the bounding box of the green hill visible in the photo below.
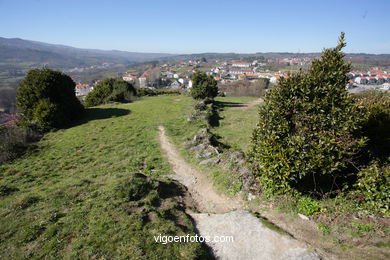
[0,96,208,259]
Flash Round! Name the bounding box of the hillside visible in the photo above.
[0,96,209,259]
[0,37,174,92]
[0,37,173,68]
[1,94,389,259]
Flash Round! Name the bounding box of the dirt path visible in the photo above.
[158,126,320,260]
[158,125,243,213]
[230,98,263,110]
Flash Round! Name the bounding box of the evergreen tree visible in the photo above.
[84,78,137,107]
[16,68,83,130]
[190,71,218,100]
[249,33,365,195]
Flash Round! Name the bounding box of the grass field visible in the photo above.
[0,96,210,259]
[213,96,260,152]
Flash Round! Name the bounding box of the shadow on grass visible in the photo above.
[72,107,130,127]
[214,100,245,109]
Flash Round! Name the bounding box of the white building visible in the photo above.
[229,69,253,75]
[122,74,137,82]
[75,84,94,97]
[170,80,181,89]
[232,62,250,68]
[381,83,390,90]
[354,77,368,84]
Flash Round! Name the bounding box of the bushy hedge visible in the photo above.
[0,126,41,164]
[352,161,389,215]
[84,78,137,107]
[249,33,365,196]
[137,88,181,97]
[190,71,218,100]
[354,91,390,160]
[218,79,269,97]
[16,68,84,130]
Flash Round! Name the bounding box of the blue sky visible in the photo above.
[0,0,389,54]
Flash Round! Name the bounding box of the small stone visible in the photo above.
[247,193,256,201]
[197,150,213,159]
[298,213,309,220]
[192,143,206,151]
[199,158,220,165]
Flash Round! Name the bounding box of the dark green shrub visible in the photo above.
[0,125,42,164]
[115,173,157,201]
[354,162,389,215]
[190,71,218,100]
[16,68,84,130]
[296,196,322,216]
[137,88,181,97]
[108,80,137,103]
[84,78,136,107]
[249,33,365,196]
[0,184,19,196]
[354,91,390,160]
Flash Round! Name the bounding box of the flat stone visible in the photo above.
[190,210,320,260]
[298,213,310,221]
[200,158,220,165]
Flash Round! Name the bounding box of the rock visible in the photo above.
[190,210,320,260]
[298,213,310,220]
[199,158,220,165]
[238,166,254,190]
[194,101,207,111]
[192,143,207,152]
[197,150,213,159]
[184,140,195,149]
[247,193,256,201]
[230,151,245,161]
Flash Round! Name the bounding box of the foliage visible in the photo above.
[296,196,323,216]
[16,68,84,130]
[137,88,181,97]
[0,126,27,163]
[354,91,390,160]
[350,221,374,233]
[0,125,41,164]
[249,33,365,196]
[218,79,269,97]
[84,78,137,107]
[317,223,331,235]
[354,161,390,215]
[190,71,218,100]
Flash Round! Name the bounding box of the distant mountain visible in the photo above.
[0,37,174,69]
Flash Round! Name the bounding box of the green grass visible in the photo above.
[0,95,210,259]
[213,96,260,152]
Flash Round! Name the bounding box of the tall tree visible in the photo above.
[190,71,218,100]
[249,33,365,195]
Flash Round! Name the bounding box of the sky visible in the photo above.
[0,0,389,54]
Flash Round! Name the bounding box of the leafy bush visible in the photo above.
[0,125,41,164]
[16,68,84,130]
[317,223,331,235]
[84,78,137,107]
[115,173,157,201]
[218,78,269,97]
[354,162,390,215]
[249,33,365,196]
[190,71,218,100]
[137,88,181,97]
[354,91,390,160]
[297,196,322,216]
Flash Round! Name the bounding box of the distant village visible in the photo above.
[2,57,389,127]
[75,58,390,97]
